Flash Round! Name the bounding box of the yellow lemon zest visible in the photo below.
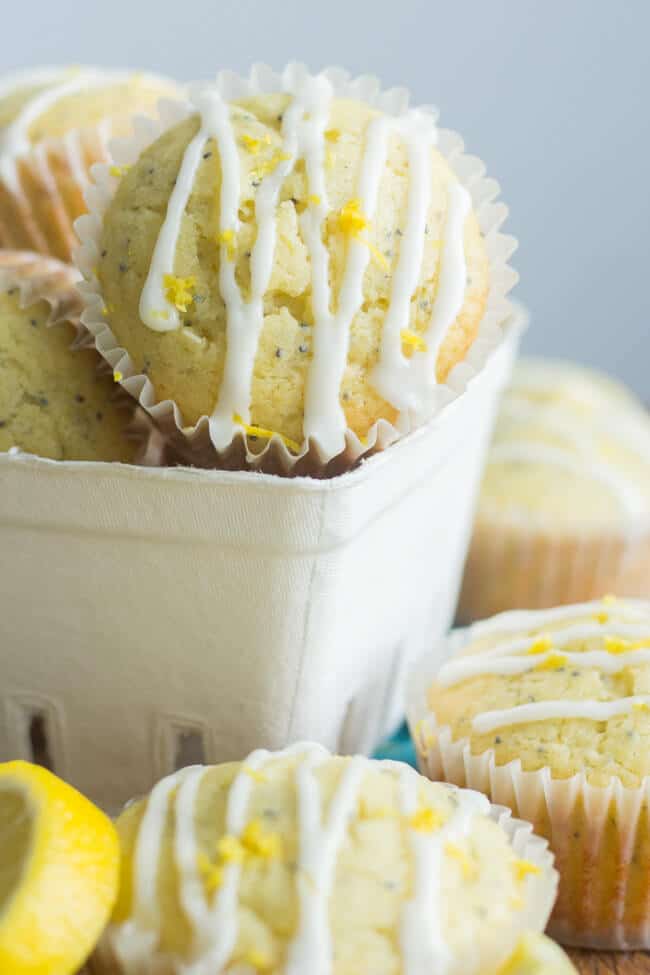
[243,948,271,970]
[408,807,444,833]
[336,198,369,237]
[101,305,108,316]
[241,134,263,154]
[109,164,130,179]
[243,766,268,784]
[400,329,428,353]
[325,147,335,170]
[197,852,223,893]
[307,194,322,206]
[219,229,236,261]
[594,612,609,624]
[250,150,291,183]
[240,819,282,861]
[534,652,568,672]
[633,701,650,713]
[507,896,525,911]
[232,413,301,454]
[605,636,649,654]
[334,199,389,269]
[163,274,196,313]
[217,834,246,865]
[513,858,542,883]
[325,128,341,142]
[444,842,477,880]
[113,370,123,383]
[526,636,553,655]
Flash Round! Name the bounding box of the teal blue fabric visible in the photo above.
[373,722,416,767]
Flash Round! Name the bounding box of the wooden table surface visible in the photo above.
[569,952,650,973]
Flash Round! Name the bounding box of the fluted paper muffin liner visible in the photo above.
[408,628,650,949]
[0,127,113,263]
[86,789,557,975]
[458,514,650,624]
[75,61,519,477]
[0,249,150,462]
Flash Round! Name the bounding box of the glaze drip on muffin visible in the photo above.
[139,82,471,454]
[96,69,491,455]
[426,597,650,786]
[97,744,548,975]
[483,359,650,530]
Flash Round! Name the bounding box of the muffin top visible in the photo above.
[101,745,550,975]
[478,358,650,533]
[95,76,491,457]
[0,66,180,163]
[424,597,650,788]
[0,251,137,462]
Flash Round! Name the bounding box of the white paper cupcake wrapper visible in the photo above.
[458,513,650,624]
[75,61,518,476]
[407,628,650,949]
[88,787,557,975]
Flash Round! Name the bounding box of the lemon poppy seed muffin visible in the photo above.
[0,251,137,462]
[459,358,650,622]
[411,597,650,948]
[87,71,497,471]
[0,66,182,261]
[91,745,556,975]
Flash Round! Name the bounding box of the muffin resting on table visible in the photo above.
[91,744,556,975]
[79,67,512,474]
[410,596,650,949]
[459,358,650,622]
[0,250,137,461]
[0,66,181,261]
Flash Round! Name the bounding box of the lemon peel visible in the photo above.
[401,329,428,353]
[233,413,301,454]
[526,636,553,656]
[534,652,568,672]
[333,199,389,269]
[219,229,236,261]
[164,274,196,313]
[408,806,444,833]
[513,858,541,883]
[0,761,119,975]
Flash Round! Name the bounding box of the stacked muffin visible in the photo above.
[459,359,650,620]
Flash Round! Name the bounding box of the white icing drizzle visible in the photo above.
[395,763,488,975]
[285,751,367,975]
[136,71,471,455]
[490,367,650,523]
[0,66,174,189]
[439,619,650,686]
[112,767,192,969]
[108,743,498,974]
[473,696,650,735]
[490,441,647,521]
[439,601,650,737]
[470,599,648,637]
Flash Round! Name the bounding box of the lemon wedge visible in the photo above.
[0,760,119,975]
[498,933,577,974]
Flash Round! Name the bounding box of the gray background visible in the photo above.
[4,0,649,395]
